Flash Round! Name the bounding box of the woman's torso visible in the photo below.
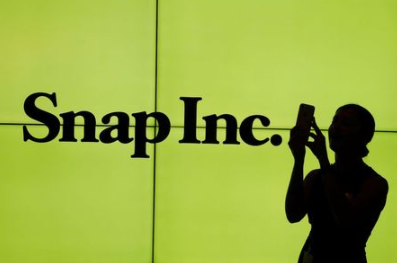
[301,164,380,263]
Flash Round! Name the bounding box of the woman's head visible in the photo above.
[328,104,375,157]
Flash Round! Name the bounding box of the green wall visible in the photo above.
[0,0,395,262]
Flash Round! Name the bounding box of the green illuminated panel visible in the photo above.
[0,125,154,263]
[2,0,396,263]
[155,128,396,263]
[158,0,397,130]
[364,132,397,263]
[0,0,155,125]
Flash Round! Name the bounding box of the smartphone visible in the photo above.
[295,103,315,142]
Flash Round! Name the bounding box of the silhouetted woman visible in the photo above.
[286,104,388,263]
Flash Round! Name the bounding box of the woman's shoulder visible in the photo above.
[305,166,334,180]
[303,168,322,186]
[304,165,388,190]
[364,165,389,193]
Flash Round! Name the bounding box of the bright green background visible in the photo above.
[0,0,156,125]
[0,0,396,262]
[155,129,396,263]
[0,126,154,263]
[158,0,397,130]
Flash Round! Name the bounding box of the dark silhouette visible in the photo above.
[286,104,389,263]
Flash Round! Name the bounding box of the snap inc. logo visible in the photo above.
[23,92,283,158]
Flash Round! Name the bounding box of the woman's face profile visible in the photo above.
[328,108,364,154]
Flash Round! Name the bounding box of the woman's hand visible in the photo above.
[306,117,330,169]
[288,126,307,162]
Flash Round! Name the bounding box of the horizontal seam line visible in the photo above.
[0,123,397,133]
